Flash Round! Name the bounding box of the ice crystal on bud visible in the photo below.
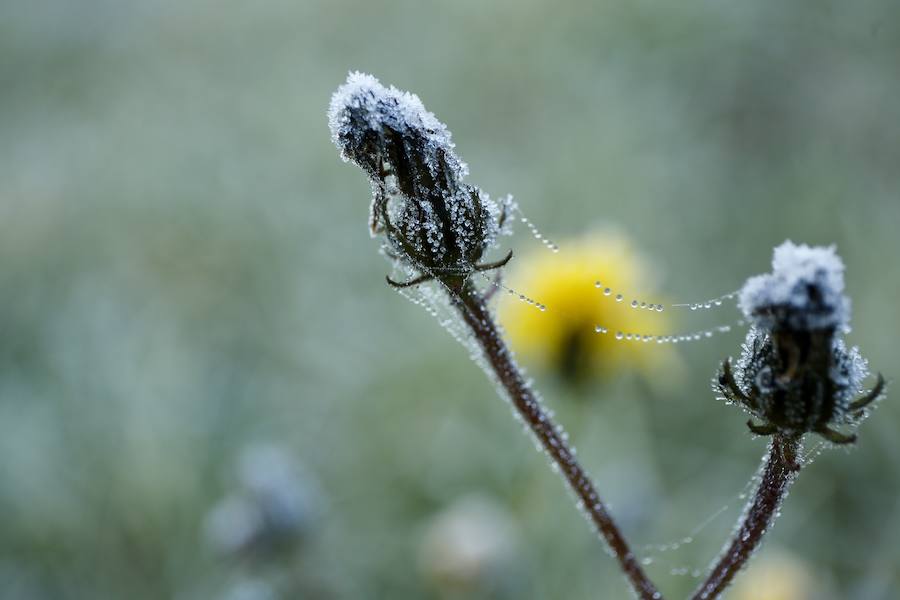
[718,243,884,444]
[829,338,871,409]
[329,72,507,282]
[328,72,462,182]
[738,241,849,332]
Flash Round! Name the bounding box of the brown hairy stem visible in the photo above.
[452,279,661,600]
[691,433,801,600]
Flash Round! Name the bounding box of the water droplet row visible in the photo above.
[394,286,439,317]
[672,290,740,311]
[594,320,744,344]
[480,272,547,311]
[519,216,559,253]
[594,281,665,312]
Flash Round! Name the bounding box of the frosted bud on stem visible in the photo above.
[697,241,885,600]
[329,72,660,600]
[719,241,883,445]
[329,72,507,286]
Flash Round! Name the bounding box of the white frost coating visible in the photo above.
[738,241,850,331]
[730,321,875,432]
[329,71,508,271]
[732,326,766,399]
[327,71,466,178]
[830,338,870,415]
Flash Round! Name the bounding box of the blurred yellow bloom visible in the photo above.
[498,228,676,382]
[729,551,818,600]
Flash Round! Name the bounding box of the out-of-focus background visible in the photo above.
[2,1,899,598]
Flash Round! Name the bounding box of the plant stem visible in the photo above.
[453,280,661,600]
[691,433,802,600]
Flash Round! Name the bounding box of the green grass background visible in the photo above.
[1,1,899,598]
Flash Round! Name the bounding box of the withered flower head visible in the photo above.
[717,241,884,444]
[328,72,509,287]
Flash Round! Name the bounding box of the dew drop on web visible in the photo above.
[592,277,739,315]
[517,213,559,253]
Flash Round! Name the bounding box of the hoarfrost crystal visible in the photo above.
[738,240,849,332]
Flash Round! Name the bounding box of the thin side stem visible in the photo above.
[691,433,802,600]
[453,280,661,600]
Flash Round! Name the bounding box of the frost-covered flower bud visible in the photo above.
[717,241,884,444]
[329,72,507,284]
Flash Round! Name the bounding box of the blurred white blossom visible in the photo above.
[418,495,522,598]
[205,443,322,560]
[730,550,821,600]
[219,577,277,600]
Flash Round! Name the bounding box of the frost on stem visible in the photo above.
[718,241,884,444]
[328,72,511,286]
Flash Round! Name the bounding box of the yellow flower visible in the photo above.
[497,228,675,382]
